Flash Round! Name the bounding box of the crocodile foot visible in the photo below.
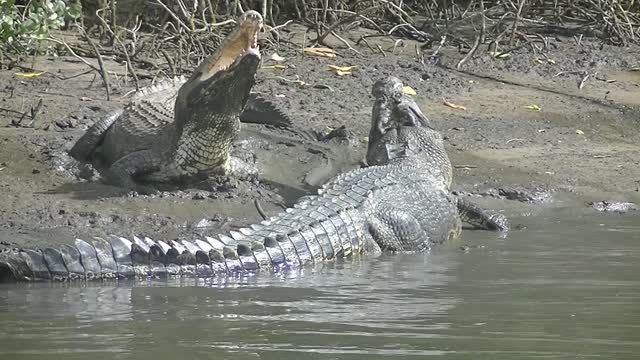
[457,197,510,232]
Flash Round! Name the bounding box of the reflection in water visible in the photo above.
[0,284,133,356]
[0,210,639,359]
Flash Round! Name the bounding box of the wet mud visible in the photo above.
[1,25,639,249]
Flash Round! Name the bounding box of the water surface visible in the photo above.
[1,208,638,359]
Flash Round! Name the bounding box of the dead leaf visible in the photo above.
[327,65,355,76]
[575,129,585,135]
[402,86,417,96]
[327,65,356,72]
[443,98,466,110]
[524,104,541,112]
[269,53,286,62]
[274,75,306,86]
[334,70,352,76]
[303,47,336,58]
[15,71,45,78]
[264,64,287,70]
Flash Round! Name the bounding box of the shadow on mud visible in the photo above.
[40,181,136,200]
[41,172,315,209]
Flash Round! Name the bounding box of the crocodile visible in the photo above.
[69,10,289,193]
[0,76,508,282]
[365,77,509,231]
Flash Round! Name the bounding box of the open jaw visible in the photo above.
[202,10,263,79]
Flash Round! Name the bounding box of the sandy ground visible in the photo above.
[1,25,639,249]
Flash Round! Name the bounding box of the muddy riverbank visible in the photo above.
[1,25,639,249]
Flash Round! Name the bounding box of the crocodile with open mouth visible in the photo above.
[69,10,288,193]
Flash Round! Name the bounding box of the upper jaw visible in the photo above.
[200,11,263,81]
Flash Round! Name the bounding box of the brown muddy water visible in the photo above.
[0,208,638,359]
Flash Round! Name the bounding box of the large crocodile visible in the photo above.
[69,11,289,194]
[0,76,508,282]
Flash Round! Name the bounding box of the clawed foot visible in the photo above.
[456,197,510,232]
[486,213,510,232]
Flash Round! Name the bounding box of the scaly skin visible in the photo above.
[69,11,288,193]
[0,77,508,282]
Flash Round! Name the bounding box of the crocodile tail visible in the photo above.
[0,217,352,282]
[0,234,282,282]
[241,93,292,128]
[456,197,510,231]
[0,198,366,283]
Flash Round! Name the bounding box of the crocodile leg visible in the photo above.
[241,94,291,128]
[456,197,510,231]
[105,149,164,194]
[68,109,124,161]
[366,184,462,252]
